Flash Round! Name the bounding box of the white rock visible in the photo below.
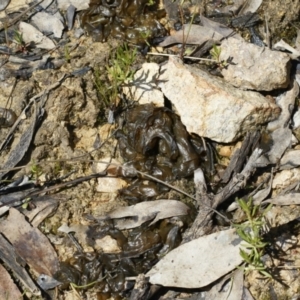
[123,63,164,106]
[158,57,280,143]
[94,235,121,253]
[96,177,127,193]
[31,12,64,39]
[93,158,127,193]
[220,37,290,91]
[19,22,55,49]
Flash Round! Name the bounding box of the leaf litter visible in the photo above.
[0,0,300,299]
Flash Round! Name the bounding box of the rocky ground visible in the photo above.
[1,0,300,299]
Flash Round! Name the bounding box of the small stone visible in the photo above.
[218,146,233,157]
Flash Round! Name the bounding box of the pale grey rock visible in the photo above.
[31,12,64,38]
[123,63,164,106]
[158,57,280,143]
[220,37,290,91]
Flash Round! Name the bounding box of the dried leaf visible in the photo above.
[279,149,300,170]
[97,200,190,229]
[0,208,59,276]
[205,269,244,300]
[147,228,243,288]
[200,15,242,40]
[21,196,58,227]
[0,264,22,299]
[267,80,299,131]
[239,0,263,14]
[273,39,300,59]
[159,24,224,47]
[265,193,300,206]
[0,234,40,295]
[268,128,292,163]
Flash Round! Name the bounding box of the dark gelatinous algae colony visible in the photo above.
[55,217,187,298]
[54,105,211,298]
[80,0,167,44]
[117,104,210,203]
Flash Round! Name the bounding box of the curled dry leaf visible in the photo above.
[0,208,59,276]
[96,200,190,230]
[147,228,244,288]
[273,39,300,60]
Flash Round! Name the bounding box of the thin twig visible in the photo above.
[147,52,217,62]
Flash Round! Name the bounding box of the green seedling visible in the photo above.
[94,43,137,108]
[64,45,71,63]
[13,29,30,53]
[234,198,272,278]
[21,197,32,209]
[146,0,155,6]
[107,43,137,85]
[140,30,152,47]
[210,44,229,68]
[30,160,43,184]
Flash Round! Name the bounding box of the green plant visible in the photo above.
[140,30,152,47]
[94,43,137,108]
[210,44,228,68]
[234,198,272,278]
[30,160,43,184]
[64,45,71,63]
[13,29,30,53]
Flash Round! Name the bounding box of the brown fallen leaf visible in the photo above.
[95,200,190,229]
[0,234,40,295]
[0,264,23,299]
[0,208,59,276]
